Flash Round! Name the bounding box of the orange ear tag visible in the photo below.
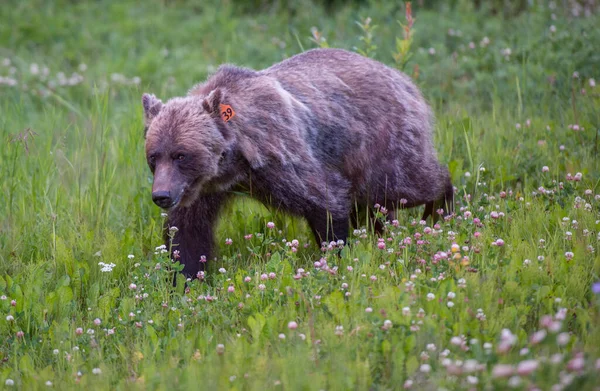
[219,104,235,122]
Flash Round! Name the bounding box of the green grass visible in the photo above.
[1,0,599,389]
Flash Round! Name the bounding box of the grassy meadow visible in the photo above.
[1,0,600,389]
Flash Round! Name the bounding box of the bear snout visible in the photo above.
[152,190,175,209]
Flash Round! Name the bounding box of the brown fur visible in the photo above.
[143,48,454,278]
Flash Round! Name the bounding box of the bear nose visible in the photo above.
[152,191,173,208]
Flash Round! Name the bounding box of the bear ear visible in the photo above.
[202,88,223,117]
[142,93,163,134]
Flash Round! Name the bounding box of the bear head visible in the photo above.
[142,89,241,209]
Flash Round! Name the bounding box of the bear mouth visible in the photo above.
[156,187,186,210]
[169,188,186,209]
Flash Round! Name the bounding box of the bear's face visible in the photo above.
[142,93,230,209]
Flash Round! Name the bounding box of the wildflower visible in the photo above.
[508,376,521,388]
[6,315,14,321]
[557,332,570,346]
[592,282,600,294]
[498,329,517,353]
[447,301,455,308]
[93,318,101,326]
[530,329,547,345]
[542,166,549,173]
[267,222,275,229]
[258,284,266,291]
[129,283,137,290]
[467,376,478,385]
[402,307,410,316]
[492,364,514,378]
[426,343,436,351]
[278,333,286,340]
[426,293,435,301]
[218,267,226,274]
[288,321,298,330]
[420,364,431,373]
[227,285,235,293]
[334,325,344,336]
[447,292,456,299]
[268,272,276,279]
[567,354,585,372]
[382,320,393,330]
[549,25,556,33]
[517,360,539,375]
[45,381,53,387]
[53,349,59,355]
[92,368,102,375]
[225,238,233,245]
[476,309,486,321]
[5,379,14,386]
[403,379,413,389]
[98,262,116,272]
[216,344,225,355]
[450,336,463,346]
[16,331,24,338]
[565,251,574,260]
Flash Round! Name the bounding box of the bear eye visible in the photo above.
[176,154,186,162]
[148,155,156,166]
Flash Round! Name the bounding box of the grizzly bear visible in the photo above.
[142,48,453,278]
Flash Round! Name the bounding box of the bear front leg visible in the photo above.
[306,208,349,247]
[164,193,229,278]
